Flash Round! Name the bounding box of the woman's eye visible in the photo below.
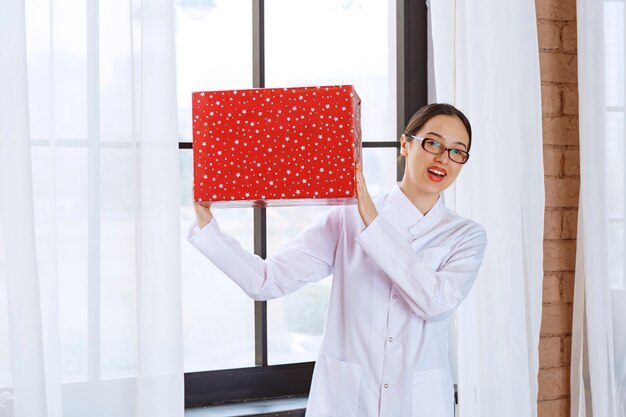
[450,149,460,155]
[427,140,441,148]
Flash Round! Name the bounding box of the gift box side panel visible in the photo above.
[192,86,361,206]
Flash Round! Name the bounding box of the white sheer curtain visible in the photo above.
[429,1,544,417]
[571,0,624,415]
[0,1,183,416]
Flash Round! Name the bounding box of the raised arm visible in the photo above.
[356,216,486,321]
[188,206,342,301]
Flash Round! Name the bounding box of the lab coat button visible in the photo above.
[384,384,389,389]
[388,337,393,342]
[392,294,397,299]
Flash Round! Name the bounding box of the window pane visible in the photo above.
[26,0,88,140]
[362,147,399,197]
[267,205,334,365]
[99,0,134,142]
[180,150,256,372]
[32,147,89,382]
[100,148,138,379]
[265,0,396,141]
[175,0,253,142]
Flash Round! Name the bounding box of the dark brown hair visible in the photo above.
[404,103,472,152]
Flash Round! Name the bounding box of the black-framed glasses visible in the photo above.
[408,135,470,164]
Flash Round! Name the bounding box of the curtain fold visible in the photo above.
[429,1,544,416]
[571,0,622,416]
[136,1,183,416]
[0,1,47,416]
[0,0,183,416]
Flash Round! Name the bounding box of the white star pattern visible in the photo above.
[191,86,360,207]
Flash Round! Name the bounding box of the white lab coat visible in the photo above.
[188,183,487,417]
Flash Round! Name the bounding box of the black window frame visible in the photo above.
[180,0,427,407]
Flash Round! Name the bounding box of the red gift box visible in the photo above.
[192,85,362,208]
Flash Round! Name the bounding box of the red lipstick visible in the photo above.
[426,166,447,183]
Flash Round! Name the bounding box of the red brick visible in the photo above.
[544,240,577,272]
[562,85,579,115]
[545,177,579,208]
[543,116,579,146]
[536,0,577,21]
[539,336,563,368]
[538,367,570,400]
[543,273,562,303]
[538,20,562,50]
[563,149,580,177]
[541,304,573,336]
[544,147,563,177]
[561,271,575,303]
[542,84,562,115]
[544,209,562,240]
[562,335,572,366]
[562,21,577,52]
[540,52,578,84]
[561,209,578,239]
[538,398,570,417]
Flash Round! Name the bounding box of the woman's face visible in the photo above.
[400,114,470,201]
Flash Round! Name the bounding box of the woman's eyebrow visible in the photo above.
[454,141,468,150]
[426,132,468,149]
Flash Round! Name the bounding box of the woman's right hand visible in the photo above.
[192,183,213,228]
[193,203,213,229]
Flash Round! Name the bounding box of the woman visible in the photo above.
[189,103,487,417]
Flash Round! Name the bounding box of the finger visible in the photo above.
[359,175,368,200]
[357,169,369,199]
[355,164,363,198]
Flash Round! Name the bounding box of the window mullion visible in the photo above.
[253,205,267,366]
[396,0,428,181]
[252,0,268,367]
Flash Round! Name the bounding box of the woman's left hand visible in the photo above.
[355,162,378,227]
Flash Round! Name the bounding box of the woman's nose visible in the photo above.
[434,151,450,164]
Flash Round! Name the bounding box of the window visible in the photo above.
[177,0,427,406]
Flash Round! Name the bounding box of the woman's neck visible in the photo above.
[398,181,439,215]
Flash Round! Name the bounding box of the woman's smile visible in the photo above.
[426,166,447,182]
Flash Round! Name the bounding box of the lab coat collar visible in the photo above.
[379,184,444,241]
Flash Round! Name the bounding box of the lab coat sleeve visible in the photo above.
[187,208,342,301]
[355,214,486,322]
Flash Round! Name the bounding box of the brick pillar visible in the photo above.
[536,0,579,416]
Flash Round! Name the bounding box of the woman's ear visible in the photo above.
[400,134,408,156]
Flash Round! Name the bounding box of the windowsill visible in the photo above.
[184,396,307,417]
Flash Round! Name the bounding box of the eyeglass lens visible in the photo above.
[422,139,468,163]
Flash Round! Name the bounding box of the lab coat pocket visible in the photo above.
[308,352,362,417]
[415,246,449,271]
[412,367,454,417]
